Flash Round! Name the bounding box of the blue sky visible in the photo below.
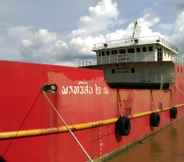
[0,0,183,65]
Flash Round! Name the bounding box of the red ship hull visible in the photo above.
[0,60,184,162]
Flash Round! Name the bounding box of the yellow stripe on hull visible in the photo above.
[0,104,183,140]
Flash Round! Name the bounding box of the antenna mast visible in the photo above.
[132,20,138,39]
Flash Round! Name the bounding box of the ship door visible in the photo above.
[157,48,163,62]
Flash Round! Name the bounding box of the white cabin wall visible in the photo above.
[154,45,158,61]
[142,51,155,62]
[163,48,173,61]
[96,52,100,64]
[95,44,176,65]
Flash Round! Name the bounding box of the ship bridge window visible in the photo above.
[131,68,135,73]
[136,47,141,52]
[98,51,101,56]
[128,48,135,53]
[119,49,126,54]
[143,46,147,52]
[112,50,118,55]
[149,46,153,52]
[106,51,110,56]
[102,51,105,56]
[112,69,115,74]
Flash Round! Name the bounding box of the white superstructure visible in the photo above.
[93,36,177,65]
[84,21,180,89]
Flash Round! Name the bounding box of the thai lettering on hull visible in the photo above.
[60,81,109,95]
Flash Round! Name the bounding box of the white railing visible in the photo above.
[96,52,157,65]
[175,55,184,64]
[97,54,156,65]
[79,59,97,67]
[93,36,177,52]
[79,54,184,67]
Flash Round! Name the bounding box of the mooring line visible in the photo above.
[42,91,94,162]
[2,91,41,157]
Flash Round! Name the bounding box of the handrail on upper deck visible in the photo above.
[93,36,177,52]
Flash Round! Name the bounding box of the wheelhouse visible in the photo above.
[91,36,177,89]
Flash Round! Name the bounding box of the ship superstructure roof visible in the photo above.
[93,36,177,54]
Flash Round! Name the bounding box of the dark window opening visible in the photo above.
[136,47,140,52]
[158,48,162,52]
[112,69,115,74]
[119,49,126,54]
[134,39,139,43]
[112,50,118,55]
[106,51,110,56]
[143,47,147,52]
[102,51,105,56]
[131,68,135,73]
[128,48,135,53]
[149,46,153,52]
[157,48,163,62]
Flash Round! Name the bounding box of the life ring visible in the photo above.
[0,156,6,162]
[170,107,177,119]
[150,112,160,127]
[115,116,131,136]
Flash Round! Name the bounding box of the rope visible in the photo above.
[42,91,94,162]
[2,91,41,157]
[116,89,122,116]
[175,85,184,97]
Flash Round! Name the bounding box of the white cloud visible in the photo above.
[7,26,69,63]
[170,11,184,52]
[0,0,120,65]
[70,35,105,54]
[0,0,166,65]
[175,11,184,32]
[72,0,119,37]
[69,0,120,63]
[105,14,162,41]
[70,10,163,57]
[1,0,184,66]
[135,14,162,38]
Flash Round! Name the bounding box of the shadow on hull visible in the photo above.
[107,83,170,89]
